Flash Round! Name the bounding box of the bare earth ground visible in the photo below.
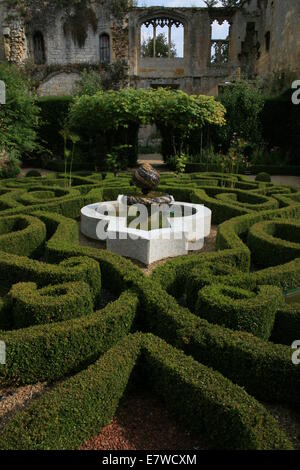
[81,391,209,451]
[247,174,300,188]
[0,383,48,431]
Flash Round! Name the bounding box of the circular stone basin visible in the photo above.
[81,195,212,265]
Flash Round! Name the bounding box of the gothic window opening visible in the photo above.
[210,20,230,65]
[141,18,184,59]
[100,33,110,64]
[33,31,46,65]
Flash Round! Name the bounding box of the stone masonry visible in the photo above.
[0,0,299,96]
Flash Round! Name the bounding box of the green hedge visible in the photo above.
[271,303,300,345]
[138,275,300,407]
[196,283,284,339]
[0,215,46,257]
[0,291,138,385]
[0,334,142,450]
[143,334,291,450]
[247,219,300,268]
[0,333,292,450]
[9,281,93,328]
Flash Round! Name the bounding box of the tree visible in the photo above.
[217,80,265,150]
[0,63,40,159]
[141,33,177,58]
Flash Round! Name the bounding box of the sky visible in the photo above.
[138,1,228,58]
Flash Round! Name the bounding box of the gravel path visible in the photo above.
[81,392,209,451]
[0,383,48,431]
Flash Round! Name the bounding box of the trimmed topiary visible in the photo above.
[255,172,272,183]
[196,283,284,339]
[25,170,42,178]
[9,281,94,328]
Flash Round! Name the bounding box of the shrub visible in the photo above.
[9,281,94,328]
[196,283,284,339]
[247,219,300,268]
[0,63,40,158]
[0,291,139,384]
[216,80,265,151]
[0,333,292,450]
[26,170,42,178]
[271,303,300,345]
[262,89,300,164]
[255,172,271,183]
[0,334,142,450]
[143,334,292,450]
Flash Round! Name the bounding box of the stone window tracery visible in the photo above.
[210,19,230,65]
[141,17,184,59]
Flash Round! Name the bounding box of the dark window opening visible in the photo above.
[100,33,110,64]
[33,31,46,65]
[265,31,271,52]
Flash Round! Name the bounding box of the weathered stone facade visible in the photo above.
[0,0,299,96]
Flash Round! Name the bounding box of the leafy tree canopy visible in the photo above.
[141,33,177,58]
[0,63,40,158]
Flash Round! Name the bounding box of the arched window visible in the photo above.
[210,20,230,65]
[141,17,184,59]
[33,31,46,65]
[100,33,110,64]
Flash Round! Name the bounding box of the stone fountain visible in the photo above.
[81,164,212,265]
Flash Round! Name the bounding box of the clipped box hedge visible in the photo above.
[196,283,284,340]
[0,333,292,450]
[247,219,300,268]
[9,281,94,329]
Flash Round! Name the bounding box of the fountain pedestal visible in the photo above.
[81,195,212,265]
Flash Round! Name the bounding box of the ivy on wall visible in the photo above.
[5,0,135,47]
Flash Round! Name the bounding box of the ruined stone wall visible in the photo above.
[0,0,129,94]
[1,1,300,96]
[254,0,300,83]
[128,7,240,96]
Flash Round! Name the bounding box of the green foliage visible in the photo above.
[0,170,300,449]
[247,219,300,268]
[74,68,102,96]
[0,334,142,450]
[37,96,73,157]
[255,172,271,183]
[0,333,292,450]
[196,283,284,339]
[9,281,94,328]
[141,33,177,58]
[0,63,40,159]
[106,145,131,176]
[25,170,41,178]
[217,80,264,150]
[0,149,20,179]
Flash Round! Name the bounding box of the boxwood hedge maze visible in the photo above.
[0,171,300,450]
